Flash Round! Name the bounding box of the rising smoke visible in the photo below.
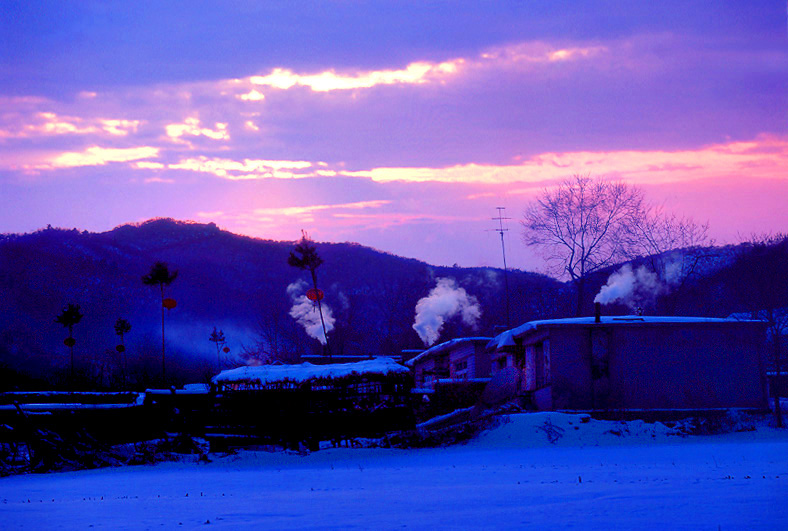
[287,279,335,344]
[412,277,481,346]
[594,258,683,310]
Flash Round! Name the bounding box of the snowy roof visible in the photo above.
[489,315,765,348]
[405,337,492,367]
[301,354,403,363]
[212,357,409,386]
[145,387,210,396]
[487,329,517,351]
[728,308,788,335]
[0,391,141,405]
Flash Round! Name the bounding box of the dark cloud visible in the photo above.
[2,1,784,97]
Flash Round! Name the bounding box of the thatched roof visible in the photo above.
[212,357,409,387]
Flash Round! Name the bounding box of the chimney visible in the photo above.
[594,302,601,323]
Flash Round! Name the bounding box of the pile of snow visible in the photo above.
[183,383,210,392]
[470,412,683,448]
[213,357,409,387]
[0,391,140,402]
[0,391,144,410]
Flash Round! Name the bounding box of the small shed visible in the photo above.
[406,337,492,389]
[210,358,414,447]
[488,315,768,411]
[213,357,410,394]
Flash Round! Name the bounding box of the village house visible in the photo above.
[406,337,492,389]
[209,358,414,448]
[487,310,769,411]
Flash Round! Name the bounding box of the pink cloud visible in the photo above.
[166,156,314,179]
[217,40,608,104]
[165,117,229,142]
[0,111,140,139]
[26,146,160,170]
[1,25,784,270]
[198,199,394,232]
[323,135,788,186]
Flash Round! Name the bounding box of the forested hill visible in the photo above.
[0,219,567,384]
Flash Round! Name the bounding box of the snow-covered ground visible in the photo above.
[2,412,787,529]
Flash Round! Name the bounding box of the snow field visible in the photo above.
[1,412,787,529]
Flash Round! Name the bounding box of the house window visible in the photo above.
[453,359,469,381]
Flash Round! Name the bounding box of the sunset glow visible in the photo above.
[165,118,230,142]
[3,9,788,528]
[1,2,786,268]
[26,146,160,171]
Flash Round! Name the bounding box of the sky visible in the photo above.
[1,1,786,271]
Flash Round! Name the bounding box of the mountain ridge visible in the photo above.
[0,218,566,386]
[4,217,782,389]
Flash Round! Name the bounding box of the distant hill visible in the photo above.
[0,219,567,387]
[4,219,783,389]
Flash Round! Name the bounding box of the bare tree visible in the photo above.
[523,175,712,315]
[729,234,788,427]
[631,205,709,257]
[242,312,304,365]
[522,175,644,315]
[629,204,711,291]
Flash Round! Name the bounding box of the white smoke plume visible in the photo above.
[594,258,684,310]
[287,279,335,344]
[663,257,683,286]
[412,277,482,346]
[594,264,659,309]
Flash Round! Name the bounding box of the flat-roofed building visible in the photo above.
[488,314,768,411]
[407,337,492,389]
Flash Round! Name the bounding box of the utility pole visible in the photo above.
[493,207,511,327]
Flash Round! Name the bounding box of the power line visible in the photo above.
[492,207,511,327]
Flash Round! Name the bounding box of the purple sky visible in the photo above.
[1,1,786,271]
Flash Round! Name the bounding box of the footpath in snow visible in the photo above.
[2,412,787,529]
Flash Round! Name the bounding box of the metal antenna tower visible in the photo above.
[492,207,511,327]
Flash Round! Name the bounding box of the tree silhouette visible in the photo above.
[142,262,178,384]
[288,232,331,355]
[523,175,644,315]
[55,303,83,386]
[209,327,226,369]
[729,235,788,427]
[114,318,131,389]
[523,175,709,316]
[114,318,131,340]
